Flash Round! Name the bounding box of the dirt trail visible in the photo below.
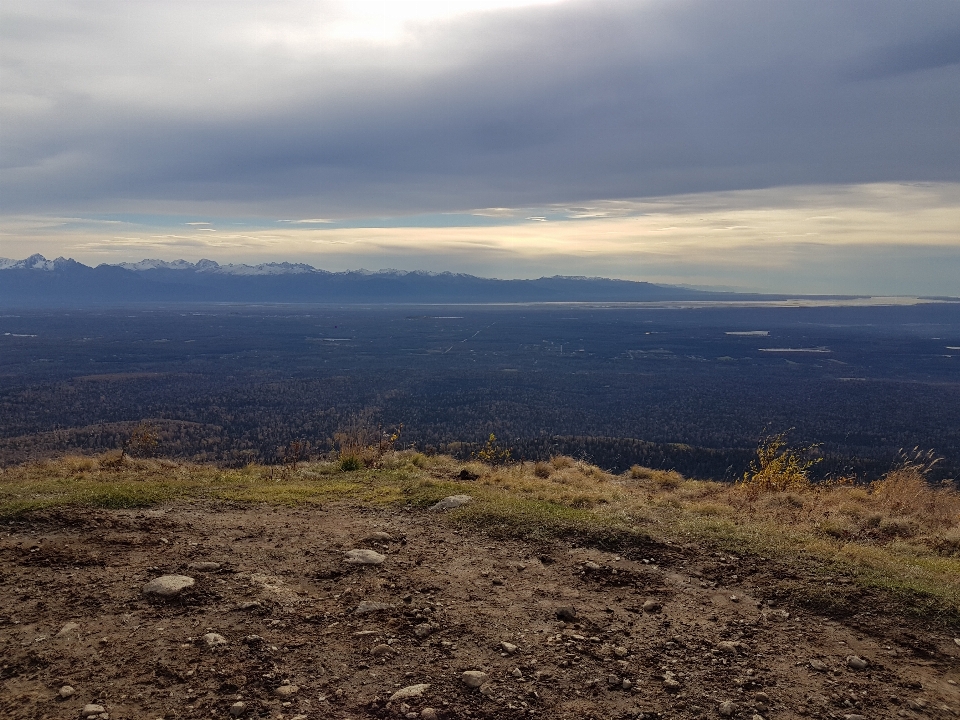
[1,502,958,719]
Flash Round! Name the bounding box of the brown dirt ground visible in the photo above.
[1,502,958,720]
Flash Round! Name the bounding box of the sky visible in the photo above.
[1,0,959,294]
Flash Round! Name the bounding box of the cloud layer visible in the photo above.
[3,0,959,218]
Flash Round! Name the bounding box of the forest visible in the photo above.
[1,302,958,481]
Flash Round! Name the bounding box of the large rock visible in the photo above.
[142,575,195,598]
[344,549,386,565]
[430,495,472,511]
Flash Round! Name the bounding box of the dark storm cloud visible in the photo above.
[2,0,959,218]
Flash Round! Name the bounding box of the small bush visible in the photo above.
[473,434,512,465]
[533,462,552,479]
[738,432,821,496]
[339,454,363,472]
[877,516,918,539]
[550,456,574,470]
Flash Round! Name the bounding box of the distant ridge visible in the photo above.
[1,254,745,306]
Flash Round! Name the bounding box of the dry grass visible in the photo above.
[1,448,958,618]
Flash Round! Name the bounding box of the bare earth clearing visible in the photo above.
[1,501,958,720]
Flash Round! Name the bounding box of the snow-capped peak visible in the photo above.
[0,254,82,271]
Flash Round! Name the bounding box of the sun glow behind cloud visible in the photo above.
[2,1,959,295]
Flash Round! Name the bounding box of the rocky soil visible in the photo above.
[1,500,958,719]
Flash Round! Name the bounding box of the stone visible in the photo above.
[344,549,386,565]
[512,667,524,678]
[719,700,736,717]
[389,684,430,701]
[716,640,744,655]
[430,494,473,511]
[761,609,790,622]
[81,705,106,718]
[463,670,489,689]
[556,606,578,622]
[238,600,262,611]
[354,600,395,615]
[202,632,227,648]
[421,709,439,720]
[622,678,634,690]
[366,531,393,542]
[613,646,628,658]
[244,634,264,645]
[187,561,221,572]
[954,638,960,647]
[229,701,247,717]
[59,685,75,699]
[583,561,601,572]
[844,715,867,720]
[56,622,80,638]
[371,644,392,657]
[500,641,518,654]
[275,684,299,698]
[642,599,662,613]
[808,659,828,672]
[752,715,765,720]
[414,622,439,639]
[753,691,770,705]
[846,655,868,670]
[143,574,195,598]
[607,674,621,688]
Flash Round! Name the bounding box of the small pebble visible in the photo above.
[500,641,518,654]
[58,685,75,699]
[719,700,736,717]
[142,574,195,598]
[56,622,80,638]
[202,632,227,648]
[354,600,394,615]
[421,710,438,720]
[846,655,868,670]
[462,670,489,689]
[808,659,828,672]
[187,561,221,571]
[81,705,106,718]
[642,599,662,613]
[344,549,386,565]
[389,683,430,701]
[275,684,299,698]
[229,701,246,717]
[556,606,578,622]
[430,495,472,511]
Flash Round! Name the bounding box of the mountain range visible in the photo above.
[1,253,752,305]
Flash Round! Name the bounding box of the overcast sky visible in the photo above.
[2,0,959,293]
